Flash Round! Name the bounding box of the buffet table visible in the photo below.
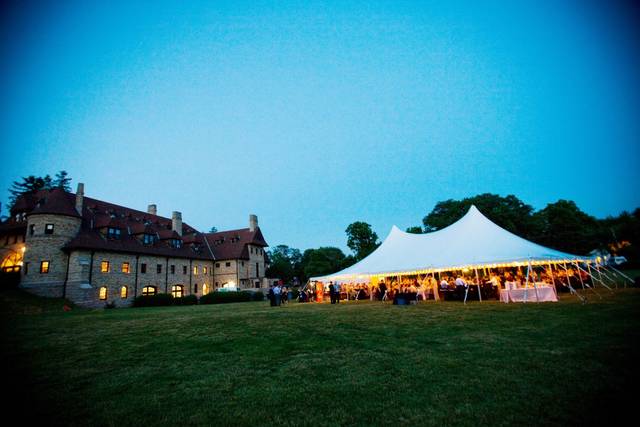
[499,284,557,303]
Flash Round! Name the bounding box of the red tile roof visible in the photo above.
[4,188,269,261]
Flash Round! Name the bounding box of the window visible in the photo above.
[193,266,198,275]
[170,265,175,274]
[156,264,162,274]
[140,263,147,274]
[40,261,50,274]
[251,247,254,254]
[170,239,182,248]
[120,286,128,299]
[29,224,35,236]
[122,262,130,273]
[256,262,259,277]
[203,267,207,275]
[255,281,260,289]
[142,286,156,296]
[215,263,220,268]
[143,234,156,245]
[194,283,198,293]
[171,285,184,298]
[202,284,208,294]
[241,261,244,266]
[225,262,231,267]
[183,265,187,274]
[99,287,108,300]
[101,261,110,273]
[107,227,121,239]
[24,262,29,275]
[45,223,54,234]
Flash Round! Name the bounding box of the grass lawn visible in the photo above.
[1,286,639,426]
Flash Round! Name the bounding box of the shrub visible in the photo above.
[251,291,265,301]
[104,301,116,309]
[199,291,254,305]
[133,293,174,307]
[174,295,198,306]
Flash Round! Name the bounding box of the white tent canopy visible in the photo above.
[311,205,586,282]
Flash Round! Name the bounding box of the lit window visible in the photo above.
[193,266,198,275]
[101,261,110,273]
[121,286,128,299]
[171,285,184,298]
[203,267,207,275]
[40,261,50,274]
[45,224,54,234]
[99,287,108,300]
[122,262,130,273]
[202,284,208,294]
[142,286,156,296]
[107,227,121,239]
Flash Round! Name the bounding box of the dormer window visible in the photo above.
[107,227,121,239]
[170,239,182,249]
[143,234,156,245]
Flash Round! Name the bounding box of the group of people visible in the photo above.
[267,281,290,307]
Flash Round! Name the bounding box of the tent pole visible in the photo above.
[608,265,634,285]
[561,263,586,303]
[548,262,558,299]
[530,259,540,302]
[582,262,612,291]
[598,265,620,288]
[576,262,603,298]
[596,262,616,288]
[573,260,586,291]
[523,262,530,303]
[474,267,482,302]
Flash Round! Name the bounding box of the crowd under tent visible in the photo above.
[310,205,630,303]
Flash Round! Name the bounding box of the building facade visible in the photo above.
[0,183,270,307]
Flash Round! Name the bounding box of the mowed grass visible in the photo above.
[2,287,639,427]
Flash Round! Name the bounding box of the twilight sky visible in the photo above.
[1,0,639,253]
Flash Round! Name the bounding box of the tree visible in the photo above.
[265,245,304,285]
[530,200,601,255]
[7,175,53,212]
[405,226,423,234]
[422,194,537,238]
[52,170,72,191]
[345,221,380,260]
[302,247,347,279]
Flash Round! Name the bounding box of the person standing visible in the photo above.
[274,281,282,306]
[268,284,275,307]
[328,281,335,304]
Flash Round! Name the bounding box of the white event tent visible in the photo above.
[311,205,589,283]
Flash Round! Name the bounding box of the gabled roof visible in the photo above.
[312,205,585,281]
[205,227,268,261]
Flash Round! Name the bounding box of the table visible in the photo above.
[499,285,557,303]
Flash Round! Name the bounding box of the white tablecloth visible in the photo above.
[499,285,557,303]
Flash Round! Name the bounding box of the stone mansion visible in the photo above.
[0,183,271,307]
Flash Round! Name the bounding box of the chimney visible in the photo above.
[249,214,258,232]
[147,204,157,216]
[172,211,182,236]
[75,183,84,214]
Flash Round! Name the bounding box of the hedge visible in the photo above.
[132,293,174,307]
[199,291,259,305]
[173,295,198,306]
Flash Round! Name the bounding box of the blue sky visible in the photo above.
[1,0,639,253]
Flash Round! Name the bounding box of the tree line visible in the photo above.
[267,193,639,284]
